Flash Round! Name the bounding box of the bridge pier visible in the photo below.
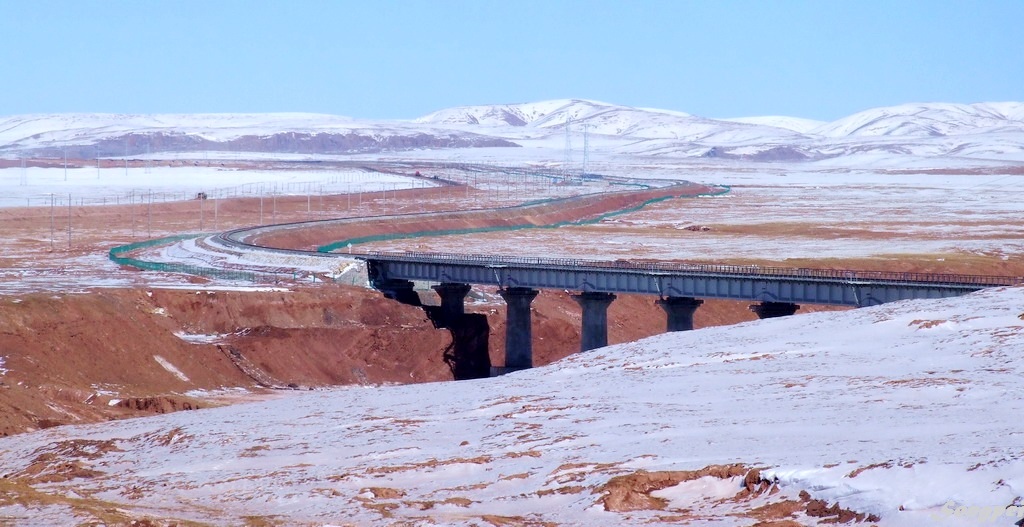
[432,283,471,318]
[749,301,800,319]
[657,296,703,331]
[495,287,539,375]
[573,292,616,352]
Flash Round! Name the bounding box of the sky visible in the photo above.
[1,0,1022,121]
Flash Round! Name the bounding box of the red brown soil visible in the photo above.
[598,466,879,524]
[0,285,457,436]
[598,464,759,512]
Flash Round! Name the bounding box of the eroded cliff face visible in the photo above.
[0,284,453,436]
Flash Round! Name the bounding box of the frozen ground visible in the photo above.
[1,286,1022,525]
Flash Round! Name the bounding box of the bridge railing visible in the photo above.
[362,250,1024,288]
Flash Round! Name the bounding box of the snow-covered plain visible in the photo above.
[0,166,433,208]
[1,287,1022,525]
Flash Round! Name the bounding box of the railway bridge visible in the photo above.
[362,251,1022,374]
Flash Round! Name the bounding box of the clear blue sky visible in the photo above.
[1,0,1021,121]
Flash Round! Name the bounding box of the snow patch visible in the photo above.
[173,332,228,344]
[153,355,190,382]
[652,475,745,507]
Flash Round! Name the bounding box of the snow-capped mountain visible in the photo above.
[416,98,805,142]
[412,99,585,127]
[3,99,1024,165]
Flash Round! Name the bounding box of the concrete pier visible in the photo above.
[432,283,471,319]
[656,296,704,331]
[496,287,539,375]
[749,301,800,319]
[573,292,616,352]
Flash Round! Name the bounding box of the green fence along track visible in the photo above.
[109,234,261,282]
[317,185,731,253]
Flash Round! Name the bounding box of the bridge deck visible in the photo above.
[362,251,1022,307]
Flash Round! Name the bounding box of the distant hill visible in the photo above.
[0,113,518,158]
[811,102,1024,138]
[3,99,1024,165]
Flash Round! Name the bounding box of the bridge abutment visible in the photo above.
[657,296,704,331]
[573,292,616,352]
[749,301,800,319]
[495,287,539,375]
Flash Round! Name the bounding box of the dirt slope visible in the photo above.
[0,285,452,436]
